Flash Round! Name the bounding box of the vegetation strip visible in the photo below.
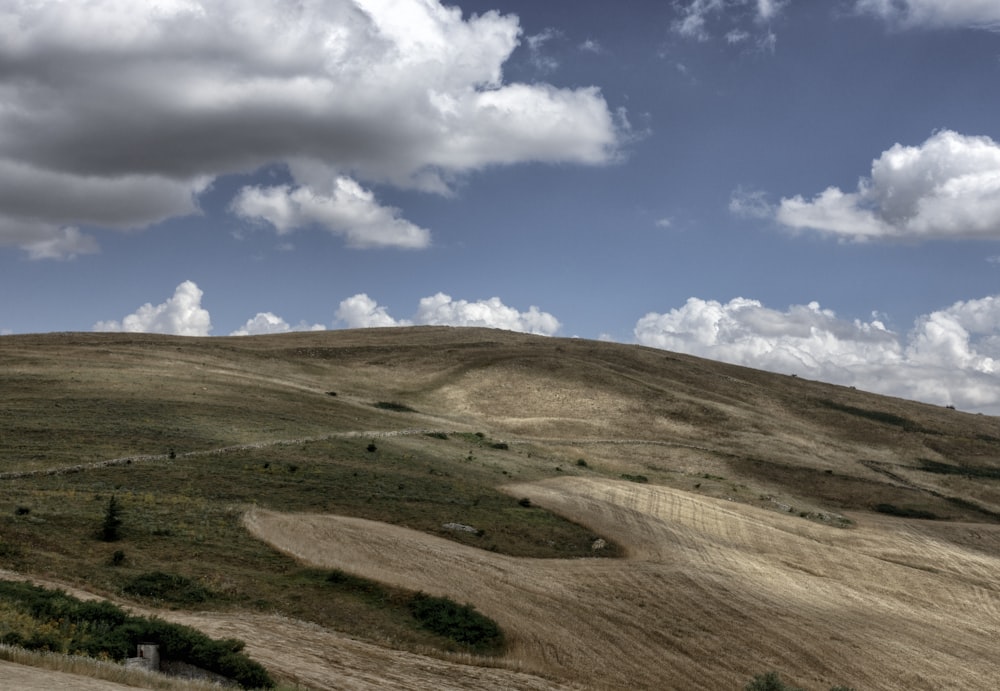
[0,580,274,689]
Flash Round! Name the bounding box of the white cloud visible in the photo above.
[335,292,561,335]
[94,280,212,336]
[0,0,622,258]
[776,130,1000,241]
[231,177,430,249]
[634,295,1000,413]
[414,293,561,335]
[672,0,786,43]
[229,312,326,336]
[856,0,1000,30]
[335,294,409,329]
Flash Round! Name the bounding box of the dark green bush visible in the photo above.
[373,401,417,412]
[407,593,504,653]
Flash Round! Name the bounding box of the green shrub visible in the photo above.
[621,473,648,483]
[407,593,504,652]
[373,401,417,412]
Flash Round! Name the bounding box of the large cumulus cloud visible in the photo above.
[0,0,622,258]
[776,130,1000,241]
[635,295,1000,413]
[94,280,212,336]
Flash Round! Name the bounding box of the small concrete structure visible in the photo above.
[125,643,160,672]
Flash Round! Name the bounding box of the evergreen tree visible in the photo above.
[100,495,123,542]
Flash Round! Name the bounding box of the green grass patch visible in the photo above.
[121,571,213,605]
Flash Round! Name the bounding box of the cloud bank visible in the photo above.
[635,295,1000,414]
[335,292,562,335]
[94,283,562,338]
[0,0,622,258]
[776,130,1000,241]
[856,0,1000,30]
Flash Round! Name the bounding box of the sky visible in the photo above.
[2,1,1000,413]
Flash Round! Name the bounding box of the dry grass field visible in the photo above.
[2,327,1000,689]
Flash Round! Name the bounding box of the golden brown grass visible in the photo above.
[3,327,1000,689]
[0,645,224,691]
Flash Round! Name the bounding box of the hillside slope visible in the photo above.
[2,327,1000,689]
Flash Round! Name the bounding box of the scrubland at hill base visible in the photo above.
[1,327,999,690]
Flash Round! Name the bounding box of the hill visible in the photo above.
[1,327,999,690]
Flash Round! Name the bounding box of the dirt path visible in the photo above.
[245,476,1000,691]
[0,660,144,691]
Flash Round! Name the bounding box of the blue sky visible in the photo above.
[3,0,1000,412]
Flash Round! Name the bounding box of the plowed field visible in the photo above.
[245,477,1000,690]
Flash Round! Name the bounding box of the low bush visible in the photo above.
[745,672,805,691]
[407,593,504,653]
[373,401,417,413]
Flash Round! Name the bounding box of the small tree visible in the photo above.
[100,495,123,542]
